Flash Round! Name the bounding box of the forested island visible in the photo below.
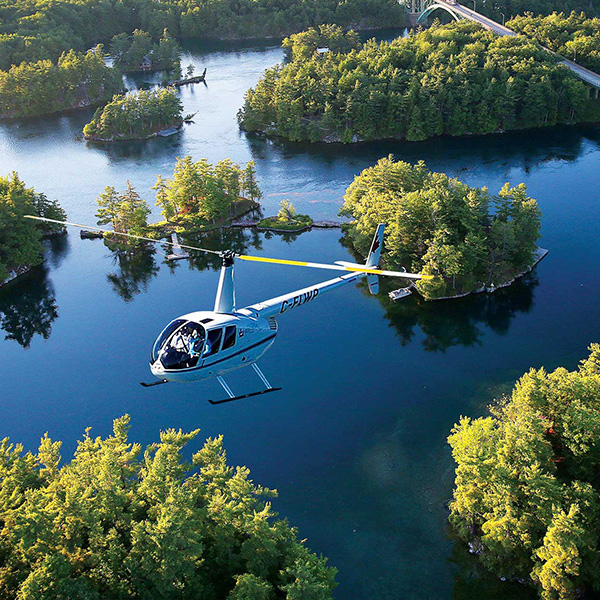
[449,345,600,600]
[507,11,600,71]
[0,415,337,598]
[0,173,67,286]
[83,88,184,141]
[257,201,313,232]
[0,0,404,71]
[239,23,600,143]
[340,157,542,300]
[89,157,262,244]
[0,48,122,120]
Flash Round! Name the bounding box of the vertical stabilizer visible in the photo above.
[214,253,236,313]
[366,224,385,267]
[366,224,384,295]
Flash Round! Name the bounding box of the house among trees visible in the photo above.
[140,55,152,70]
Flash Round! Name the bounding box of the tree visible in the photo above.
[339,157,540,299]
[0,416,338,598]
[96,186,122,232]
[0,173,66,283]
[241,161,262,202]
[277,200,297,222]
[448,345,600,599]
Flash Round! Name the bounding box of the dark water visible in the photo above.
[1,37,600,599]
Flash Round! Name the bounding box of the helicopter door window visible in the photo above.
[222,326,236,350]
[203,328,223,357]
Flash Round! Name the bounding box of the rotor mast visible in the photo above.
[214,251,236,314]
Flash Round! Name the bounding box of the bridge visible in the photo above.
[404,0,600,93]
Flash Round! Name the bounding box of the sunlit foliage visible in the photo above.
[0,47,122,119]
[340,157,541,299]
[508,11,600,72]
[0,415,338,598]
[84,88,183,141]
[448,345,600,599]
[240,22,600,143]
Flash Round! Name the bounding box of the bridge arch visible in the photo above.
[417,3,462,23]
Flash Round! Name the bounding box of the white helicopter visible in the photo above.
[25,215,430,403]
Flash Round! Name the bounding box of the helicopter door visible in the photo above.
[222,325,236,350]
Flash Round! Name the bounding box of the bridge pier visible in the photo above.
[407,11,420,26]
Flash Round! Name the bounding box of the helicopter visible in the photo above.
[25,215,430,403]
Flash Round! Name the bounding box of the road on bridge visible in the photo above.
[438,0,600,89]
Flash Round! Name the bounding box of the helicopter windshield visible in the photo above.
[152,321,207,370]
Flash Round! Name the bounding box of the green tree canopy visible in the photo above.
[83,87,183,141]
[155,157,261,225]
[0,415,338,598]
[96,182,151,237]
[239,22,600,143]
[0,172,67,283]
[448,345,600,599]
[0,47,122,119]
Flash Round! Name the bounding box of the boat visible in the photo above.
[389,286,413,301]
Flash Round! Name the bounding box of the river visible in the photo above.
[1,35,600,599]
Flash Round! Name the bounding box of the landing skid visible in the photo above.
[140,379,169,387]
[209,364,281,405]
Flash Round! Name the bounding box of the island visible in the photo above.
[0,173,67,286]
[85,157,263,248]
[257,201,313,232]
[0,415,338,598]
[448,344,600,600]
[239,22,600,143]
[83,88,184,142]
[339,156,544,300]
[0,48,123,120]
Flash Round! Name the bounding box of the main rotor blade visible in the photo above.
[23,215,222,255]
[238,254,432,279]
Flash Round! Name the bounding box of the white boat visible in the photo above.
[389,286,413,301]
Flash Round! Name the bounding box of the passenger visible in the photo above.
[189,330,204,356]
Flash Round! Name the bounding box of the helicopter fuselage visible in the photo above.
[150,311,278,382]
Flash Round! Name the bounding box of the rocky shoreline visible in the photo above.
[427,247,549,301]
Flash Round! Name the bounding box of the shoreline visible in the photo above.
[426,247,549,301]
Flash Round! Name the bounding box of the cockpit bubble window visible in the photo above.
[203,328,223,357]
[151,319,186,362]
[222,325,236,350]
[157,321,206,370]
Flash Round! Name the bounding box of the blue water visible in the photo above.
[1,37,600,599]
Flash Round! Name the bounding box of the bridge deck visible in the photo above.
[435,1,600,89]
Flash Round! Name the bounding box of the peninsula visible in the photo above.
[0,173,67,287]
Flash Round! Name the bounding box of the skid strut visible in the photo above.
[209,364,281,404]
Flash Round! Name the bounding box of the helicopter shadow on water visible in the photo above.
[368,272,539,353]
